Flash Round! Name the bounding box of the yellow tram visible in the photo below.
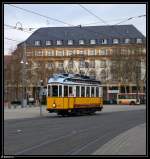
[46,73,103,116]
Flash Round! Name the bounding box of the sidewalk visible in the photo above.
[4,105,49,120]
[92,123,146,155]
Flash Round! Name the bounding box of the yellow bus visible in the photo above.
[46,73,103,116]
[117,93,145,105]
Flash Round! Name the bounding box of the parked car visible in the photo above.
[28,97,35,105]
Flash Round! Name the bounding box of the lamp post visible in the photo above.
[39,80,44,116]
[20,42,28,108]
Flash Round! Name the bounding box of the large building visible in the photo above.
[4,24,146,103]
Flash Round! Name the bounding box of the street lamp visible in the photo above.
[20,42,28,108]
[39,80,44,116]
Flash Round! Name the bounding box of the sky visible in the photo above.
[4,3,146,55]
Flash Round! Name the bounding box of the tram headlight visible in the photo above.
[52,103,56,108]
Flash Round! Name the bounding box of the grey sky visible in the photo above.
[4,3,146,54]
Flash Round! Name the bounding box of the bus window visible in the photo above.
[96,87,99,97]
[81,86,85,97]
[52,85,58,97]
[86,87,90,97]
[91,87,95,97]
[59,85,62,97]
[69,86,73,97]
[76,86,80,97]
[64,86,68,97]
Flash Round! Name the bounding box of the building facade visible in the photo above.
[5,25,146,103]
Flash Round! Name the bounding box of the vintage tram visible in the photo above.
[46,73,103,116]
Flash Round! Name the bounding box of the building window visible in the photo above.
[68,50,74,56]
[46,50,54,56]
[136,38,142,43]
[26,52,32,56]
[68,40,73,45]
[125,38,130,44]
[100,69,107,81]
[89,49,95,55]
[46,40,52,46]
[57,50,63,56]
[79,50,84,55]
[68,61,73,68]
[57,40,63,45]
[79,60,85,68]
[113,39,119,44]
[47,63,53,69]
[35,50,43,56]
[35,40,41,46]
[102,39,107,44]
[100,60,106,67]
[79,40,84,45]
[99,49,106,55]
[89,60,95,68]
[58,61,64,68]
[90,39,96,44]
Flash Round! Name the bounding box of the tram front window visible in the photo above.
[52,85,58,97]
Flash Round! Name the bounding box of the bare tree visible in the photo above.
[110,45,146,98]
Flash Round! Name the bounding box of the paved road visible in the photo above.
[4,109,146,156]
[4,105,146,120]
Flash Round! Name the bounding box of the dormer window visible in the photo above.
[68,40,73,45]
[113,39,119,44]
[79,40,84,45]
[136,38,142,43]
[102,39,107,44]
[90,39,96,44]
[125,38,130,44]
[35,40,41,46]
[46,40,52,46]
[57,40,63,45]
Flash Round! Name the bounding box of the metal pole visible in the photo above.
[21,42,27,108]
[39,80,43,116]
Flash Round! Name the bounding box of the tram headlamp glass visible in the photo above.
[52,103,56,108]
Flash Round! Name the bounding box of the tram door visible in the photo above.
[63,86,74,109]
[68,86,74,109]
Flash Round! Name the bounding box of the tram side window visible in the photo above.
[48,85,51,96]
[91,87,95,97]
[64,86,68,97]
[59,85,62,97]
[96,87,99,97]
[52,85,58,97]
[86,87,90,97]
[69,86,73,97]
[81,86,85,97]
[76,86,80,97]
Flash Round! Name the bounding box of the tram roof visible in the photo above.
[47,73,101,85]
